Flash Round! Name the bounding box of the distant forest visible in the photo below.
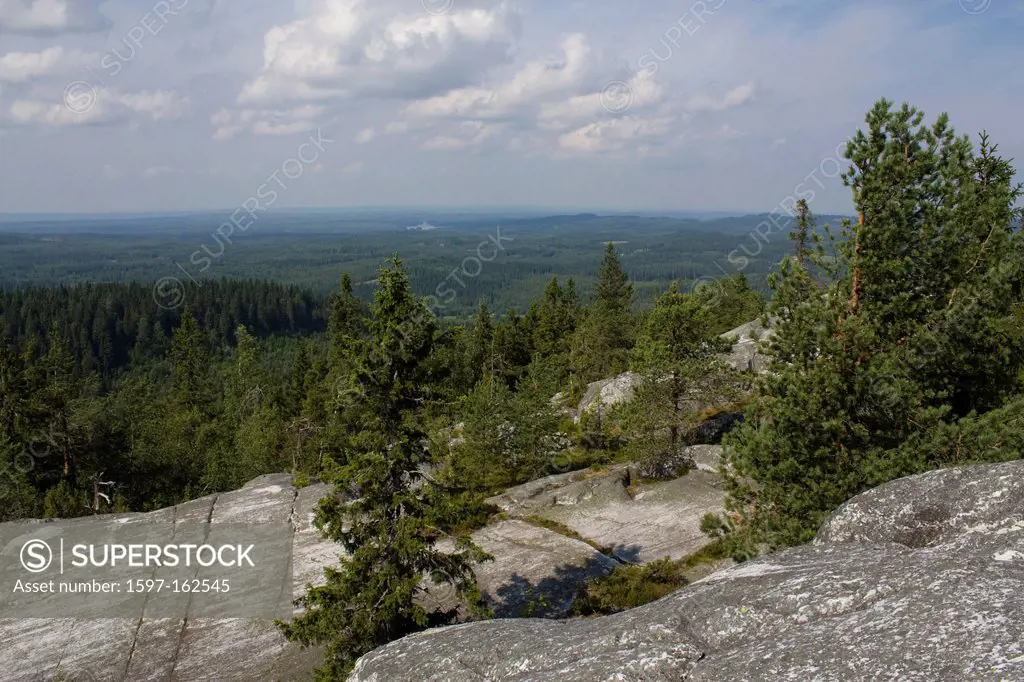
[0,213,830,317]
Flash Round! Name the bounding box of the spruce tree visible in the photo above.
[533,277,574,359]
[328,273,363,366]
[464,301,494,385]
[571,243,635,386]
[720,100,1024,551]
[168,310,211,412]
[165,309,217,496]
[280,258,490,680]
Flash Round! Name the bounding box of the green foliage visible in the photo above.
[529,277,578,382]
[621,283,736,474]
[445,356,567,493]
[572,557,688,616]
[0,279,325,380]
[279,258,492,680]
[42,479,86,518]
[0,214,797,319]
[722,99,1024,551]
[706,274,765,335]
[571,243,635,386]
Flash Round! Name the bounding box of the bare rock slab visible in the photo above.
[1,476,618,680]
[0,474,334,682]
[498,465,727,563]
[349,460,1024,682]
[432,520,619,619]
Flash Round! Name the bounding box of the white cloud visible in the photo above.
[118,90,188,121]
[354,127,375,143]
[538,69,665,129]
[0,46,93,83]
[100,164,122,180]
[341,160,363,174]
[558,116,675,155]
[142,165,178,178]
[0,0,109,33]
[405,33,591,121]
[7,89,188,127]
[422,120,498,150]
[236,0,519,105]
[686,83,755,112]
[211,104,325,140]
[9,98,104,126]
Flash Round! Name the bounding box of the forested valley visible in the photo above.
[2,100,1024,679]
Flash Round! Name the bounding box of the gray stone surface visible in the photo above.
[428,520,619,619]
[719,317,775,374]
[0,475,332,682]
[349,460,1024,682]
[687,444,725,473]
[568,318,772,424]
[0,477,622,680]
[494,461,727,564]
[574,371,642,423]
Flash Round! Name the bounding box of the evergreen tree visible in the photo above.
[571,243,634,386]
[169,310,211,412]
[565,277,581,325]
[328,273,363,366]
[280,258,490,680]
[448,357,564,492]
[491,310,532,388]
[707,274,766,335]
[36,325,85,488]
[464,301,494,386]
[719,100,1024,551]
[532,277,574,359]
[165,310,217,494]
[623,284,734,475]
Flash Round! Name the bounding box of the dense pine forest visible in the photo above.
[2,100,1023,680]
[0,245,763,519]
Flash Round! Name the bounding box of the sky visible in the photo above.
[0,0,1021,215]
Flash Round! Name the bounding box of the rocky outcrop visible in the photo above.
[488,453,727,564]
[719,317,774,373]
[0,474,332,682]
[427,520,618,619]
[573,371,641,423]
[349,460,1024,681]
[567,318,773,424]
[0,476,622,680]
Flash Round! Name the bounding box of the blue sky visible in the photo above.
[0,0,1020,214]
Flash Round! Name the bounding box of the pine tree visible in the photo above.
[623,284,734,475]
[280,258,490,680]
[720,100,1024,551]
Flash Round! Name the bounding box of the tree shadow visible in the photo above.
[489,554,622,619]
[607,543,643,564]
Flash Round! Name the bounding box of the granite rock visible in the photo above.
[349,460,1024,682]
